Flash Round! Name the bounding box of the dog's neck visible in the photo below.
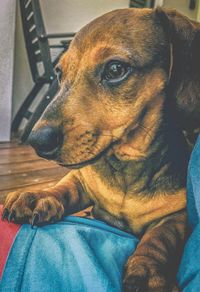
[101,99,189,195]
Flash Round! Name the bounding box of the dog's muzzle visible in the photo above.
[28,126,63,159]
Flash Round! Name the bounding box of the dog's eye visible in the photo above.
[55,66,62,85]
[102,61,131,84]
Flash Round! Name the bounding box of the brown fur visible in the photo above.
[3,8,200,291]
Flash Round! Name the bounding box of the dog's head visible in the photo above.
[29,8,200,167]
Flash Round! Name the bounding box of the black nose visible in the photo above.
[28,126,63,159]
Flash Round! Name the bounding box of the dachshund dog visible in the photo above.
[3,8,200,291]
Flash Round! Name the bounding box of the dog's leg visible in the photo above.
[123,210,187,292]
[2,171,91,225]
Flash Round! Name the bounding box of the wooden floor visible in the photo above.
[0,141,68,204]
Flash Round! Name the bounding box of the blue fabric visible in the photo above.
[177,223,200,291]
[177,135,200,291]
[0,216,138,292]
[186,135,200,229]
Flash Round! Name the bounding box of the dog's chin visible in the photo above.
[58,159,96,169]
[57,145,111,169]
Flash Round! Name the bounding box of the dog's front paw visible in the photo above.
[2,191,64,226]
[123,258,169,292]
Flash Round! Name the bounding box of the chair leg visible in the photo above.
[12,81,44,132]
[20,79,59,143]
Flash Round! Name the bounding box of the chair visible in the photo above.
[129,0,155,8]
[12,0,75,142]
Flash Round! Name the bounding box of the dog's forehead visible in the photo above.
[60,9,166,71]
[75,9,152,39]
[73,9,161,49]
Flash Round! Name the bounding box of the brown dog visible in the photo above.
[3,8,200,291]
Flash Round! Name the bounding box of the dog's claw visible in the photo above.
[2,208,9,221]
[123,276,146,292]
[31,213,40,228]
[8,210,16,223]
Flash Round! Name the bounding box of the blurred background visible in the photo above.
[0,0,200,142]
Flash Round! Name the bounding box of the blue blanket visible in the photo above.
[0,217,138,292]
[177,135,200,291]
[1,136,200,292]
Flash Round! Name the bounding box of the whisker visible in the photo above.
[138,123,153,140]
[93,133,119,141]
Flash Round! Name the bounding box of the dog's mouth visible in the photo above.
[57,143,113,169]
[33,127,123,169]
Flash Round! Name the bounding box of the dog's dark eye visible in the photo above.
[102,61,131,84]
[55,66,62,85]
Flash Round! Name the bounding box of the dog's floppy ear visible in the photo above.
[155,7,200,76]
[155,8,200,132]
[155,7,198,42]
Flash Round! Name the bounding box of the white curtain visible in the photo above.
[0,0,16,141]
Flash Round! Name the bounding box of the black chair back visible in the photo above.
[130,0,154,8]
[12,0,75,141]
[20,0,55,83]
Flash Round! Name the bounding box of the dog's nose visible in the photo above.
[28,126,63,159]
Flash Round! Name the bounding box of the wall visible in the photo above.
[40,0,129,34]
[197,0,200,20]
[0,0,16,141]
[163,0,199,19]
[12,0,129,121]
